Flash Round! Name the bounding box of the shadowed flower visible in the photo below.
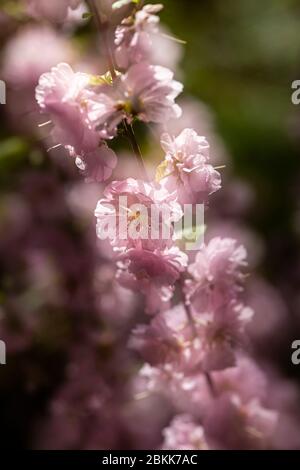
[203,394,278,450]
[192,302,253,372]
[26,0,82,22]
[117,247,188,314]
[185,237,248,313]
[36,63,117,181]
[88,62,183,129]
[2,26,76,88]
[129,304,195,367]
[130,301,252,373]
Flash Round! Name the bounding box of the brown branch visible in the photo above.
[87,0,148,179]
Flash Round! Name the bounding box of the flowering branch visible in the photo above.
[87,0,147,178]
[32,0,280,450]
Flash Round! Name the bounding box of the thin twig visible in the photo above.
[179,277,217,398]
[205,372,217,398]
[86,0,116,78]
[87,0,148,178]
[179,276,198,337]
[123,121,149,180]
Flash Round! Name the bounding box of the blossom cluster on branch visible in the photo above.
[31,0,283,449]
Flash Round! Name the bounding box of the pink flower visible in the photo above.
[26,0,82,22]
[157,128,221,204]
[193,302,253,372]
[88,63,183,128]
[95,178,182,251]
[138,364,211,417]
[203,394,278,449]
[130,301,252,373]
[161,415,209,450]
[2,26,75,88]
[115,4,163,69]
[185,237,248,314]
[211,356,268,402]
[129,304,195,367]
[36,63,117,181]
[117,246,188,314]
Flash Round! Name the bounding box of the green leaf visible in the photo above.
[82,12,93,20]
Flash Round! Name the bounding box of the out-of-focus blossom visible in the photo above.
[115,4,163,69]
[161,98,229,165]
[185,237,247,314]
[26,0,82,23]
[211,179,255,218]
[113,151,156,181]
[2,26,76,88]
[245,278,289,352]
[117,247,188,314]
[64,1,89,29]
[193,302,253,372]
[34,349,126,450]
[36,63,117,181]
[140,359,277,449]
[130,301,252,373]
[138,363,211,418]
[129,304,195,368]
[149,26,184,71]
[95,263,137,324]
[211,356,268,403]
[162,414,209,450]
[157,129,221,204]
[112,0,134,9]
[203,394,278,450]
[95,178,182,251]
[1,26,77,136]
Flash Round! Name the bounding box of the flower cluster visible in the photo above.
[32,0,286,450]
[36,61,182,181]
[157,128,221,204]
[26,0,82,23]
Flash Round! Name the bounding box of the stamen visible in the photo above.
[38,120,52,128]
[47,144,62,152]
[160,32,187,45]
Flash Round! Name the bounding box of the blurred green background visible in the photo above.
[161,0,300,289]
